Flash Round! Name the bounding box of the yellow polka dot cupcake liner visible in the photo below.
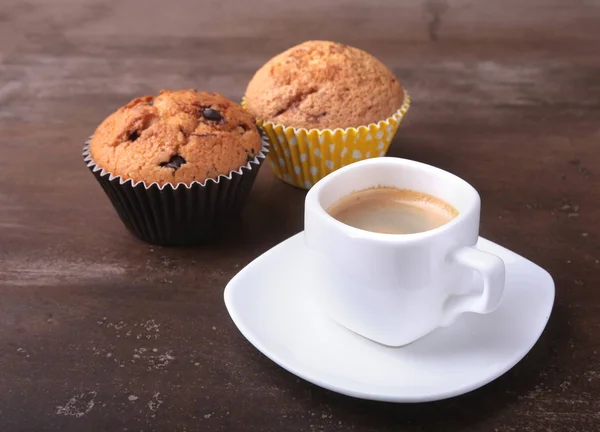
[242,91,410,189]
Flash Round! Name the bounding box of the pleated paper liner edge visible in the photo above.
[83,136,269,246]
[242,91,410,189]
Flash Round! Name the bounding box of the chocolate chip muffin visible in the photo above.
[242,41,410,190]
[90,90,263,186]
[84,90,268,246]
[244,40,405,130]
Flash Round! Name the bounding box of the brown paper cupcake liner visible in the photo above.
[83,137,269,246]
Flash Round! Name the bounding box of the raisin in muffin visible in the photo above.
[242,41,410,190]
[84,89,268,246]
[90,90,263,186]
[244,40,405,130]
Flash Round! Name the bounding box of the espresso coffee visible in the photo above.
[327,187,458,234]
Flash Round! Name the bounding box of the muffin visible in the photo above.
[84,89,268,246]
[244,40,410,189]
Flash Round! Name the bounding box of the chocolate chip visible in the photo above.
[160,154,186,169]
[145,101,154,106]
[201,108,223,122]
[129,130,140,141]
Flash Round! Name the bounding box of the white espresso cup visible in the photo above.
[304,157,505,347]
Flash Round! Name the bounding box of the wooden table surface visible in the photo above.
[1,0,599,430]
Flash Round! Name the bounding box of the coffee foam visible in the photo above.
[327,187,458,234]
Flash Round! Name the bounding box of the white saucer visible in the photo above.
[224,233,554,403]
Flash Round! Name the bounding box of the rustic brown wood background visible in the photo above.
[0,0,599,430]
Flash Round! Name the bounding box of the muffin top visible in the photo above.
[90,90,263,186]
[244,41,404,130]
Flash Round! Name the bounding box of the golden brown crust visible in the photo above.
[90,90,262,186]
[244,41,404,130]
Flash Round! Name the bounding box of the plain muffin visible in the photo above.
[91,89,263,186]
[244,41,405,130]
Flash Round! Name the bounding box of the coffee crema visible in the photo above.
[327,187,459,234]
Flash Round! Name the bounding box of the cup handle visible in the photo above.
[440,246,506,326]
